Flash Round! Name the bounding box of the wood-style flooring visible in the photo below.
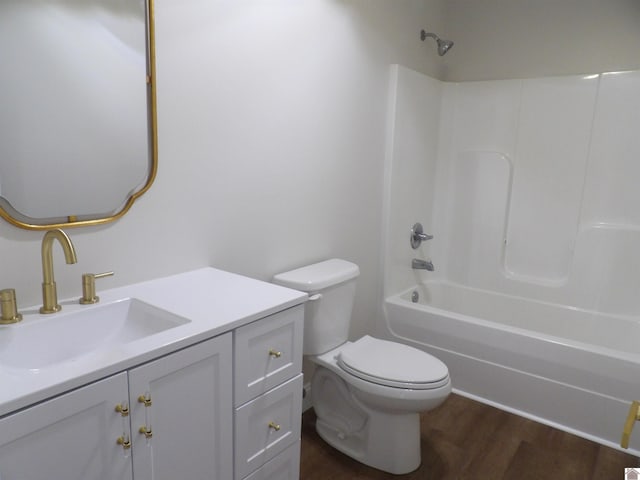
[300,393,637,479]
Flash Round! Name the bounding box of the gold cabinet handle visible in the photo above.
[621,400,640,448]
[115,403,129,417]
[268,421,281,432]
[139,426,153,439]
[138,394,152,407]
[117,435,131,450]
[268,349,282,358]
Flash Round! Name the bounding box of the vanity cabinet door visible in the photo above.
[128,334,233,480]
[0,372,132,480]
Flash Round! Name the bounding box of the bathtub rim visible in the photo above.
[385,282,640,366]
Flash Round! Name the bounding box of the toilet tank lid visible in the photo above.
[273,259,360,292]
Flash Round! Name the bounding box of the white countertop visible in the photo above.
[0,267,307,417]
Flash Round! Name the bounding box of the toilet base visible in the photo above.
[311,367,422,475]
[315,409,421,475]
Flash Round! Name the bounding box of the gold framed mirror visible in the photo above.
[0,0,157,230]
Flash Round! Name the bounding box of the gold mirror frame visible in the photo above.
[0,0,158,231]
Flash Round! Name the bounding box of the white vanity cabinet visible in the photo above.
[0,334,232,480]
[233,306,304,480]
[0,268,307,480]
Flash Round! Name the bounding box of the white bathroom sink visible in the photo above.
[0,298,190,371]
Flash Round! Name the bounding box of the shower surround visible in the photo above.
[381,65,640,453]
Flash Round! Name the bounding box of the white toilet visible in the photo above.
[273,258,451,475]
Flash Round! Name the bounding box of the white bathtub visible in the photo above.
[384,281,640,455]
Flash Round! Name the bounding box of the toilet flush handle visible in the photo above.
[308,293,322,301]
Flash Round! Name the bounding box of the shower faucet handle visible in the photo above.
[410,223,433,249]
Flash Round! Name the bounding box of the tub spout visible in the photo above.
[412,259,434,271]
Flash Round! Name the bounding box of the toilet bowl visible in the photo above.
[273,259,451,475]
[311,336,451,474]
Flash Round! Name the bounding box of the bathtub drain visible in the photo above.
[411,290,419,303]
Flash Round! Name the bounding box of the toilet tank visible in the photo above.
[273,259,360,355]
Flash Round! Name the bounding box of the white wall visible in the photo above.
[439,71,640,314]
[10,0,636,340]
[384,67,640,316]
[382,66,441,298]
[382,0,640,309]
[0,1,447,342]
[443,0,640,81]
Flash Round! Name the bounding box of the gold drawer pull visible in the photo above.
[116,435,131,450]
[268,421,281,432]
[139,426,153,439]
[115,403,129,417]
[268,349,282,358]
[138,394,152,407]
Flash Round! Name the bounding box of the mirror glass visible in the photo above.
[0,0,156,229]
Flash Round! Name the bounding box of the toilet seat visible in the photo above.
[337,336,449,390]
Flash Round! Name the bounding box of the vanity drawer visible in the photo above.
[234,305,303,406]
[234,374,303,480]
[243,440,300,480]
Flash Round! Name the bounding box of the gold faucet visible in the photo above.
[40,229,77,314]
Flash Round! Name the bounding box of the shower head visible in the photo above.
[420,29,454,56]
[437,38,454,56]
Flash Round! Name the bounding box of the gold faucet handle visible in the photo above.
[79,271,114,305]
[0,289,22,324]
